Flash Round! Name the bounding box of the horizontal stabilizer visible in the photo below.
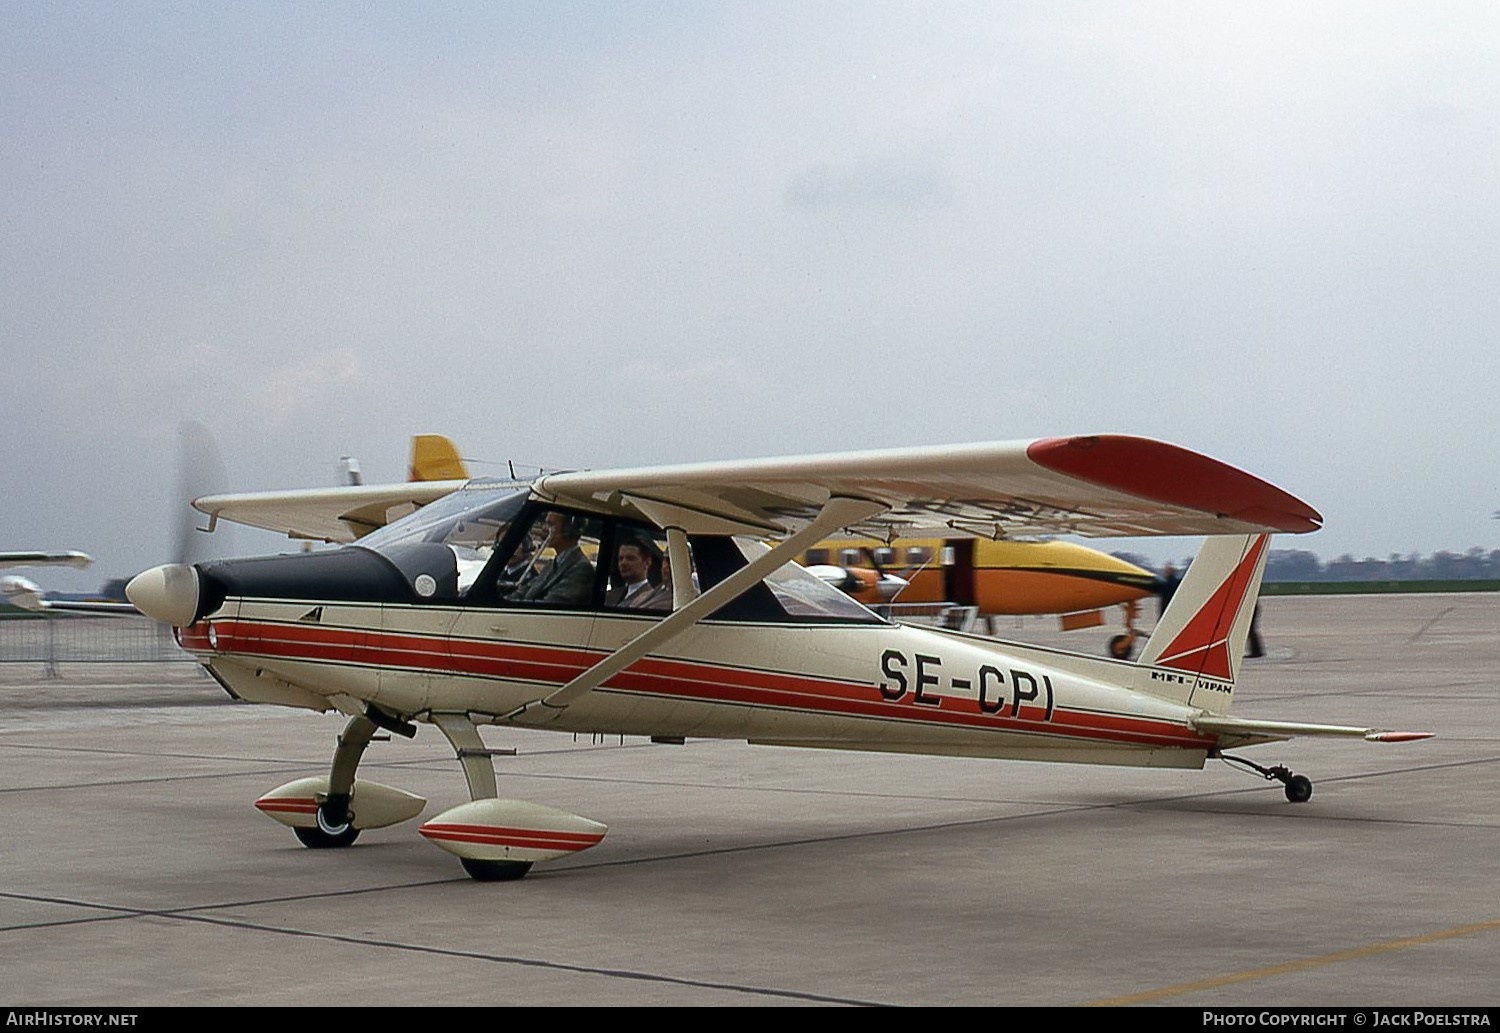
[1192,714,1434,743]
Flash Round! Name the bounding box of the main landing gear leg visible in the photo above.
[257,705,423,847]
[431,714,532,882]
[1221,753,1314,803]
[294,713,379,848]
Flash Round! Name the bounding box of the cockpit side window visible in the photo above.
[603,525,674,613]
[485,507,603,609]
[688,536,888,624]
[355,485,529,603]
[363,494,882,623]
[463,511,685,616]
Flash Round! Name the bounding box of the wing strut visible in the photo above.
[666,527,698,608]
[503,496,886,725]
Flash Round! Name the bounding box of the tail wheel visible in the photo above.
[1284,775,1313,803]
[1222,754,1316,804]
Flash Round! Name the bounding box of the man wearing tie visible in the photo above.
[605,538,669,611]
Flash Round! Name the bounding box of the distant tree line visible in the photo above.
[1263,548,1500,582]
[1114,548,1500,583]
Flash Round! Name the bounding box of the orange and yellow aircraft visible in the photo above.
[802,536,1160,639]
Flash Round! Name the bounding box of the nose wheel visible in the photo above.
[1222,753,1314,803]
[293,805,361,848]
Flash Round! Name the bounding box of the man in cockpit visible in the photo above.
[512,511,594,606]
[605,538,669,610]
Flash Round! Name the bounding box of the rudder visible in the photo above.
[1135,534,1269,714]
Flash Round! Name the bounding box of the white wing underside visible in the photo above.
[0,551,93,570]
[534,435,1322,540]
[193,435,1322,544]
[193,481,467,543]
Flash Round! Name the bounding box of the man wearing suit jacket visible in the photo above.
[513,512,595,606]
[604,539,669,611]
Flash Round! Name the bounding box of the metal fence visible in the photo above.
[0,614,191,671]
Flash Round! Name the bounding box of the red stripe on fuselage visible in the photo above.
[192,616,1214,750]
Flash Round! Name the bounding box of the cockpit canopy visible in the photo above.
[353,482,885,623]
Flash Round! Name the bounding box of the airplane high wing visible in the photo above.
[197,433,1318,546]
[123,433,1428,884]
[193,480,468,544]
[191,432,482,544]
[532,434,1322,539]
[0,551,94,570]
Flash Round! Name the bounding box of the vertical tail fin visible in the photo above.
[1135,534,1269,714]
[408,434,469,482]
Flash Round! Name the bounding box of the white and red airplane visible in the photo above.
[124,434,1431,881]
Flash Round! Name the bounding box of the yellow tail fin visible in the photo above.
[408,435,469,481]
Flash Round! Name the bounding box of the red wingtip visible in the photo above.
[1027,435,1323,534]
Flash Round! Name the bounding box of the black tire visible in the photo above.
[1107,635,1135,661]
[293,804,360,848]
[461,858,534,882]
[1284,775,1313,803]
[294,823,361,848]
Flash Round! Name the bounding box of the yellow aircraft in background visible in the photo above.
[802,536,1162,657]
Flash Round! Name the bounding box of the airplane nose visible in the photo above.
[126,564,201,626]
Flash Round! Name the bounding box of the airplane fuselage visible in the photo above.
[179,591,1214,771]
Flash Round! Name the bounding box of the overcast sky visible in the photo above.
[5,2,1499,591]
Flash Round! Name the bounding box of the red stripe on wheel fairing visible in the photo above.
[419,823,604,852]
[254,797,319,815]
